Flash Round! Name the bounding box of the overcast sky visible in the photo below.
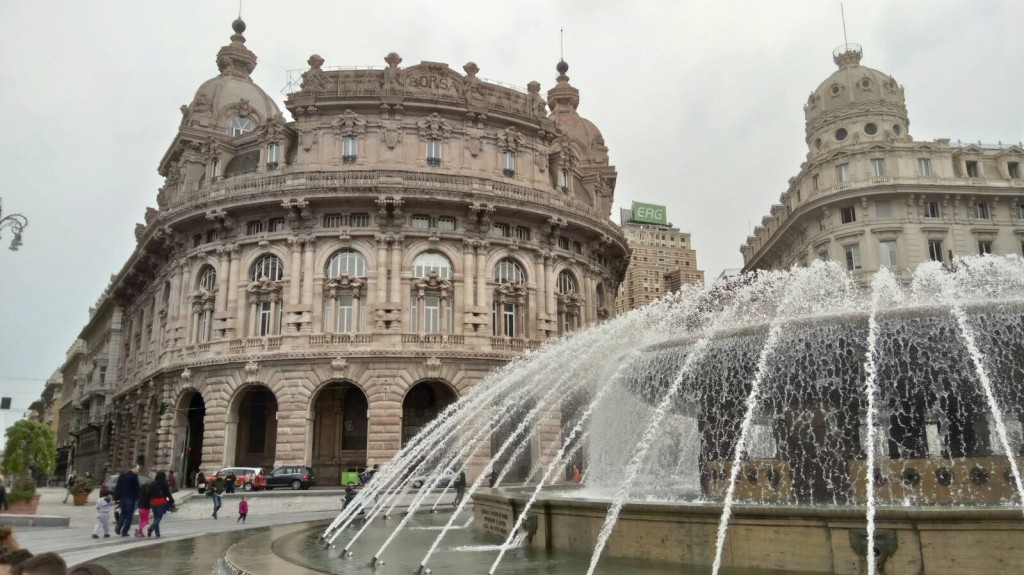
[1,0,1021,441]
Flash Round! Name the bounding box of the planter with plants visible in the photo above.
[71,476,95,506]
[1,420,56,516]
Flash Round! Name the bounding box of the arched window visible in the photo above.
[229,116,256,137]
[412,251,453,280]
[556,271,576,294]
[326,250,367,278]
[192,266,218,344]
[494,258,525,284]
[250,255,284,281]
[199,267,218,291]
[493,258,528,338]
[556,270,583,335]
[247,255,285,337]
[323,251,367,334]
[411,252,454,334]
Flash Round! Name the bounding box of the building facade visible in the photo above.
[44,20,628,486]
[615,205,703,313]
[741,44,1024,274]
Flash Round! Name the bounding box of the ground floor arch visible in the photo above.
[229,385,279,470]
[177,391,206,486]
[311,381,369,486]
[402,379,459,447]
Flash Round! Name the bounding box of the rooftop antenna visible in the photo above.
[560,27,564,61]
[840,3,849,52]
[238,0,243,18]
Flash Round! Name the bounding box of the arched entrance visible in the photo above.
[312,382,368,486]
[234,385,278,469]
[491,398,535,484]
[177,392,206,486]
[402,380,458,446]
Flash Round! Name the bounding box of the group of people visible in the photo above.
[88,464,176,540]
[0,526,112,574]
[193,470,248,522]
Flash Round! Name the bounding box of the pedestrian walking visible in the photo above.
[342,485,358,510]
[167,471,178,493]
[572,464,581,484]
[146,471,174,538]
[207,472,227,519]
[135,483,151,537]
[195,470,207,494]
[237,497,248,523]
[112,465,141,537]
[452,469,467,507]
[63,470,77,504]
[91,487,113,539]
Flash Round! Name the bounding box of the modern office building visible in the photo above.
[40,20,629,485]
[741,44,1024,274]
[615,203,703,313]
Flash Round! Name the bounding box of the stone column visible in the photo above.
[178,263,193,346]
[269,298,279,335]
[545,256,555,316]
[168,262,182,333]
[439,296,447,334]
[227,246,242,338]
[288,237,302,306]
[301,238,316,305]
[389,237,402,303]
[375,235,388,304]
[325,294,336,333]
[353,293,361,332]
[463,239,476,306]
[475,242,487,310]
[217,248,230,312]
[248,299,258,337]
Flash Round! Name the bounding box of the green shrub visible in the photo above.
[72,476,95,494]
[8,479,37,504]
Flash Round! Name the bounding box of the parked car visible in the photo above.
[263,466,316,490]
[217,467,267,492]
[409,468,456,489]
[103,473,152,494]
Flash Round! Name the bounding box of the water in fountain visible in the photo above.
[319,256,1024,575]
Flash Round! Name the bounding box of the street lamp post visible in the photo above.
[0,197,29,251]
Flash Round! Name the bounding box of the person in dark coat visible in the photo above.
[146,471,175,538]
[194,470,207,494]
[452,469,467,507]
[224,470,236,494]
[112,465,141,537]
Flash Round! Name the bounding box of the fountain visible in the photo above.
[219,256,1024,575]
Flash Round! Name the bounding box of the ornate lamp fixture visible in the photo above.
[0,198,28,251]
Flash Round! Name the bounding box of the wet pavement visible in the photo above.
[11,486,439,568]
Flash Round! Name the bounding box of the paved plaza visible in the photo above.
[6,486,441,567]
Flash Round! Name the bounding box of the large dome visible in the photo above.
[803,45,910,157]
[546,61,609,164]
[179,20,281,134]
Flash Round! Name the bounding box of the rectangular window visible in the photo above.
[514,226,530,241]
[337,295,354,333]
[502,152,515,177]
[918,158,932,177]
[871,158,886,177]
[343,137,358,163]
[212,158,220,179]
[437,217,456,231]
[323,214,345,228]
[573,241,583,254]
[492,223,509,237]
[267,143,280,167]
[558,236,570,250]
[978,241,993,255]
[411,215,431,229]
[965,160,980,178]
[1009,161,1022,180]
[1016,203,1024,220]
[928,239,944,262]
[923,200,940,218]
[836,163,850,183]
[879,240,899,268]
[192,234,202,248]
[269,218,286,232]
[258,301,273,336]
[246,221,264,235]
[424,296,440,333]
[812,174,820,191]
[426,139,441,166]
[974,202,990,219]
[350,213,370,227]
[844,244,862,271]
[840,206,856,224]
[205,229,219,243]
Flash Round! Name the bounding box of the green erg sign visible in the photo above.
[632,202,667,225]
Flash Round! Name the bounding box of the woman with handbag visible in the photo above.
[146,471,175,538]
[195,470,207,494]
[207,472,227,519]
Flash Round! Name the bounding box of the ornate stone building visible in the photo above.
[741,44,1024,273]
[49,20,628,485]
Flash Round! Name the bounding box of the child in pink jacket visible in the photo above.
[237,497,248,523]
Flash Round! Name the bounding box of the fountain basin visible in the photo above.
[473,489,1024,575]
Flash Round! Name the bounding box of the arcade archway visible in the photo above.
[402,380,458,446]
[233,385,278,469]
[312,381,368,486]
